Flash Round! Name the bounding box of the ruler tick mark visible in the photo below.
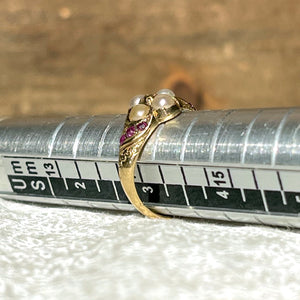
[276,171,283,190]
[158,165,165,183]
[193,210,203,218]
[137,164,143,183]
[224,213,234,222]
[164,184,169,197]
[63,178,69,190]
[280,190,287,205]
[260,190,269,212]
[55,161,62,178]
[158,165,169,197]
[252,170,259,189]
[47,177,55,197]
[241,188,246,202]
[95,180,101,192]
[202,186,208,199]
[112,203,120,210]
[203,168,210,186]
[182,185,190,206]
[277,171,287,205]
[227,169,234,188]
[112,181,120,201]
[180,166,187,185]
[74,161,81,178]
[95,162,102,180]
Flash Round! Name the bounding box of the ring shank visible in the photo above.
[119,160,168,218]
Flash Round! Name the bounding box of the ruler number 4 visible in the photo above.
[216,190,229,199]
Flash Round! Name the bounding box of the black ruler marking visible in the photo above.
[137,164,143,183]
[180,166,187,185]
[277,171,283,190]
[158,165,169,197]
[49,177,120,201]
[227,169,234,188]
[203,168,210,186]
[158,165,165,183]
[95,162,102,180]
[180,167,190,205]
[8,175,52,196]
[55,161,62,178]
[7,173,300,215]
[252,170,259,189]
[115,163,119,176]
[276,171,287,205]
[74,161,81,179]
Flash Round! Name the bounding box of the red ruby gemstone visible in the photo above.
[126,126,136,138]
[120,134,126,145]
[137,121,148,131]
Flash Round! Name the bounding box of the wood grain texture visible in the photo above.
[0,0,299,116]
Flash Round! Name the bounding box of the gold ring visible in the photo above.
[118,89,196,218]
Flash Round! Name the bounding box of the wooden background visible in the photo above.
[0,0,299,116]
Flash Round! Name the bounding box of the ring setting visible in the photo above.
[118,89,196,218]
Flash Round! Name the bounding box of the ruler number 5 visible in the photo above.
[216,190,229,199]
[142,186,153,194]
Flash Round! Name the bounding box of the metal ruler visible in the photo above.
[0,107,299,228]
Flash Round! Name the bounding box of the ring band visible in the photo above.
[118,89,196,218]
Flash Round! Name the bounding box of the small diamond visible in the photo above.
[137,121,148,131]
[126,126,136,138]
[120,134,126,144]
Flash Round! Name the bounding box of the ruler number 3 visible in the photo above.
[142,186,153,194]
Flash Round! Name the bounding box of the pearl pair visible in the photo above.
[128,89,177,122]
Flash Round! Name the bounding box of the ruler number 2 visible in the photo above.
[75,181,86,190]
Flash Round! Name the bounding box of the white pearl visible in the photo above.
[129,95,144,108]
[129,104,150,121]
[152,94,176,110]
[156,89,175,97]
